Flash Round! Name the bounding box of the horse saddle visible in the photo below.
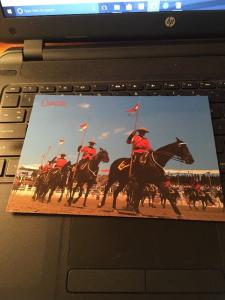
[80,161,88,170]
[118,160,130,171]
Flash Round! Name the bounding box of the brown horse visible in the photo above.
[67,149,109,207]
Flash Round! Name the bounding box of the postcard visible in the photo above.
[6,95,224,221]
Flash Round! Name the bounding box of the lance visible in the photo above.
[40,145,52,165]
[128,103,140,177]
[57,139,65,156]
[76,123,88,164]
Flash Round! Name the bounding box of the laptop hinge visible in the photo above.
[23,40,43,61]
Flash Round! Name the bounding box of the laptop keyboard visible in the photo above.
[0,81,225,187]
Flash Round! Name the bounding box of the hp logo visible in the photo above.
[165,16,176,28]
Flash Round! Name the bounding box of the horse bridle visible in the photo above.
[155,148,189,164]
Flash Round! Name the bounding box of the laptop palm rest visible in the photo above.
[67,217,225,293]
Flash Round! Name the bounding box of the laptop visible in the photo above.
[0,1,225,299]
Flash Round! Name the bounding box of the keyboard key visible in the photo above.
[147,91,160,96]
[219,162,225,174]
[178,90,197,96]
[5,86,21,93]
[20,94,35,107]
[92,84,108,91]
[200,81,216,89]
[163,82,179,89]
[197,90,209,96]
[112,91,130,96]
[57,85,73,92]
[215,136,225,153]
[210,103,225,118]
[39,86,56,93]
[218,81,225,88]
[0,108,25,123]
[130,91,149,96]
[22,86,38,93]
[0,140,23,156]
[26,108,32,122]
[0,159,5,176]
[213,120,225,135]
[1,94,20,107]
[110,84,126,91]
[211,93,225,103]
[0,124,27,139]
[126,83,144,91]
[181,82,198,89]
[5,158,19,176]
[74,85,90,92]
[145,82,162,90]
[95,92,112,96]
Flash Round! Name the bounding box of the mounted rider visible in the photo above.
[77,140,97,182]
[51,153,68,170]
[78,140,97,163]
[39,160,54,174]
[127,127,153,164]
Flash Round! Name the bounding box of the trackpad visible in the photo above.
[68,216,221,269]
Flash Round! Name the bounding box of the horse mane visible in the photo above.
[154,141,177,153]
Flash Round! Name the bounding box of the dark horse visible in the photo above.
[32,172,49,201]
[215,189,225,211]
[160,188,180,208]
[67,149,109,207]
[98,138,194,215]
[36,161,71,203]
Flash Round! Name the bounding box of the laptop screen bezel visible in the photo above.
[0,8,225,42]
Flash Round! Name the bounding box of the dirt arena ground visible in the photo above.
[6,188,225,222]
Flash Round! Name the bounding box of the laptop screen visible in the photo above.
[1,0,225,17]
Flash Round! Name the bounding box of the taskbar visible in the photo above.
[2,2,151,17]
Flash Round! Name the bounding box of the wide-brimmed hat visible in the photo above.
[137,127,149,133]
[89,140,96,144]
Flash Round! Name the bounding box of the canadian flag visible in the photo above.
[127,103,140,113]
[80,122,88,131]
[58,139,64,145]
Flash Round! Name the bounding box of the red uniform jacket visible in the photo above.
[81,146,96,160]
[40,163,52,172]
[131,135,152,153]
[194,183,201,192]
[163,179,171,189]
[55,157,68,168]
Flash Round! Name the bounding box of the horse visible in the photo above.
[215,189,224,211]
[98,138,194,215]
[32,172,50,202]
[67,148,109,207]
[140,184,157,208]
[160,188,180,208]
[39,161,72,203]
[187,190,209,210]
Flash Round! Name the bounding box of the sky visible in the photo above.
[19,95,220,172]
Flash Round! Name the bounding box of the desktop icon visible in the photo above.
[126,3,133,11]
[17,8,24,15]
[114,4,121,11]
[176,2,182,9]
[138,3,145,10]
